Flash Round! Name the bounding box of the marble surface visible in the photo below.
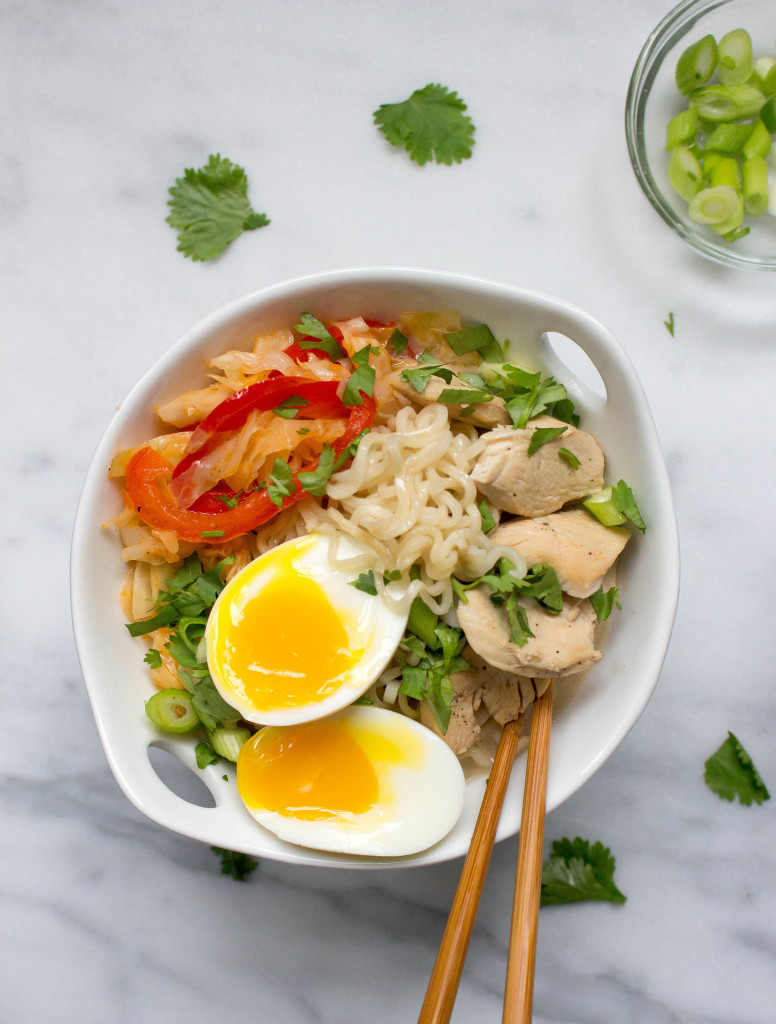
[3,1,776,1021]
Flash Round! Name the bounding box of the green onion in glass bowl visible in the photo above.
[626,0,776,270]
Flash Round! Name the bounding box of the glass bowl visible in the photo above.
[626,0,776,270]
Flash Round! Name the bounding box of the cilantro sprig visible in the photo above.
[373,83,475,166]
[541,838,626,906]
[211,847,259,882]
[166,154,269,262]
[704,732,771,806]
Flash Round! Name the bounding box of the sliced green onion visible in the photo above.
[710,156,741,190]
[717,29,753,86]
[710,192,744,235]
[145,689,201,733]
[582,488,627,528]
[210,726,252,762]
[668,145,702,201]
[407,596,439,648]
[701,150,725,179]
[742,156,769,216]
[665,107,698,150]
[721,225,750,243]
[688,185,740,224]
[758,96,776,133]
[703,122,752,153]
[753,56,776,96]
[690,84,766,121]
[676,34,718,95]
[742,118,772,160]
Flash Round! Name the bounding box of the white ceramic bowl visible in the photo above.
[71,267,679,869]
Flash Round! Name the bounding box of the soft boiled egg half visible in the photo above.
[236,705,466,856]
[205,533,408,726]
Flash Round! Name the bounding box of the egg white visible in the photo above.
[237,705,466,857]
[205,533,408,726]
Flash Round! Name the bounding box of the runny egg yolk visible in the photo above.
[237,722,380,821]
[215,571,359,712]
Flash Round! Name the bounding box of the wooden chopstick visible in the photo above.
[417,715,524,1024]
[502,679,554,1024]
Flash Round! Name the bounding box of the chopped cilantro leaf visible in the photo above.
[436,387,493,404]
[211,847,259,882]
[664,312,675,337]
[212,492,239,509]
[294,313,346,360]
[528,425,567,456]
[166,154,269,262]
[611,479,646,533]
[195,742,220,769]
[332,428,370,472]
[444,324,503,361]
[399,664,428,700]
[478,500,497,534]
[297,428,310,436]
[266,458,296,508]
[297,444,336,497]
[350,571,378,596]
[590,586,621,622]
[272,395,309,419]
[343,346,378,405]
[551,398,580,426]
[373,83,475,166]
[541,838,626,906]
[400,360,454,394]
[558,447,581,470]
[505,593,534,646]
[389,328,409,355]
[144,648,163,669]
[704,732,770,806]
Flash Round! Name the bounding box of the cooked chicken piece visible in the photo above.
[471,415,604,517]
[387,371,511,428]
[491,509,629,599]
[457,587,602,678]
[480,673,551,725]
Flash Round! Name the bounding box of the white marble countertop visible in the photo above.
[4,1,776,1021]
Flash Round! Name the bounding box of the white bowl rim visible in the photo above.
[71,265,680,870]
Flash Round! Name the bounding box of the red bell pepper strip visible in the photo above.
[125,396,375,543]
[186,376,345,456]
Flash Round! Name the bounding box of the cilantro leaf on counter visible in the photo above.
[373,83,475,166]
[541,838,627,906]
[664,312,675,337]
[211,847,259,882]
[704,732,771,806]
[166,154,269,262]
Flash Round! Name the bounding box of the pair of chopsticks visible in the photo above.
[417,679,554,1024]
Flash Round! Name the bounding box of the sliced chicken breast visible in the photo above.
[491,509,629,598]
[457,587,602,678]
[471,415,604,517]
